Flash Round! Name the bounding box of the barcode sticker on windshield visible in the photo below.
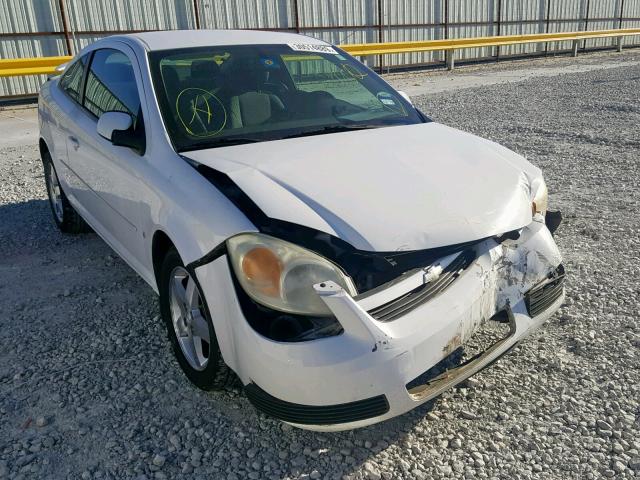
[288,43,338,54]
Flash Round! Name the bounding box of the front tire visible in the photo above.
[42,152,90,234]
[159,248,233,390]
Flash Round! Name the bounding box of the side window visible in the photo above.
[59,55,88,103]
[83,49,141,122]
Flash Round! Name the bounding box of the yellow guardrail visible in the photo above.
[1,28,639,78]
[0,56,72,78]
[340,28,640,56]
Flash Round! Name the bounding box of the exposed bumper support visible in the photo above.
[314,277,563,408]
[406,303,534,401]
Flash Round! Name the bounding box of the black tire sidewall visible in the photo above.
[159,248,228,390]
[42,152,90,234]
[42,153,65,230]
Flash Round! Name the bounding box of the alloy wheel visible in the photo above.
[169,266,211,371]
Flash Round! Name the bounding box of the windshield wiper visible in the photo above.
[179,125,382,151]
[179,137,263,152]
[282,124,382,140]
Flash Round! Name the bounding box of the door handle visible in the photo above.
[69,136,80,150]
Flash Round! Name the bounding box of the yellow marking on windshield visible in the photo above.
[189,93,212,125]
[175,88,227,137]
[281,54,324,62]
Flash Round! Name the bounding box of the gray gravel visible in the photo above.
[1,54,639,479]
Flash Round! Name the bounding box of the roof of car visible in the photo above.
[126,29,330,51]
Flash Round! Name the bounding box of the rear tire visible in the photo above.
[159,248,233,390]
[42,152,91,234]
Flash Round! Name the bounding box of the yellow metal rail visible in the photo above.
[1,28,639,78]
[340,28,640,56]
[0,56,72,78]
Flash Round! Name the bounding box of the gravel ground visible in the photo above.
[1,55,639,480]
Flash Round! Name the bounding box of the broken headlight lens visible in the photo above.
[531,178,548,217]
[227,233,357,316]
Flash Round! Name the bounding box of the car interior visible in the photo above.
[158,52,365,141]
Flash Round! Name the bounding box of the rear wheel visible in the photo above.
[42,152,90,233]
[159,248,233,390]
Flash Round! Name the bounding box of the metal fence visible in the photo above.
[2,0,640,98]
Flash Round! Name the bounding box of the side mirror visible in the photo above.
[97,111,145,155]
[397,90,413,106]
[97,111,133,140]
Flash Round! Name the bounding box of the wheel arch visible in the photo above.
[151,227,238,376]
[151,229,175,290]
[39,137,50,159]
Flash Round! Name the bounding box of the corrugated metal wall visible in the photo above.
[2,0,639,97]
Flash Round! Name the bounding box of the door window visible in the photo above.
[59,55,88,103]
[83,49,141,122]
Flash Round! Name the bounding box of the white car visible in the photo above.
[38,30,564,431]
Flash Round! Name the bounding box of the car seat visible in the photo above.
[226,60,286,128]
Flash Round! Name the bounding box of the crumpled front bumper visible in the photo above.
[196,221,564,431]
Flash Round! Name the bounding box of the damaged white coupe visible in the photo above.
[38,30,564,430]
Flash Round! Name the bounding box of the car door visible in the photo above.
[63,46,147,269]
[47,54,90,197]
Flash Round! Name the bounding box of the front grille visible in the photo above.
[368,250,475,322]
[525,265,565,317]
[245,383,389,425]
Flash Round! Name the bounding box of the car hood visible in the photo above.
[184,122,540,252]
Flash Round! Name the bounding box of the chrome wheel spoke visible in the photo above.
[190,310,210,342]
[171,273,187,303]
[179,334,199,367]
[185,276,198,309]
[171,275,190,320]
[192,336,208,366]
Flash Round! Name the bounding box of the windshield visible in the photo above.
[148,44,424,151]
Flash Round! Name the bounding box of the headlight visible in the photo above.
[227,233,357,316]
[531,178,548,217]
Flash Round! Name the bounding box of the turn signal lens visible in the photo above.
[531,178,549,217]
[241,247,282,296]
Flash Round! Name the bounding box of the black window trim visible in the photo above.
[80,50,100,119]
